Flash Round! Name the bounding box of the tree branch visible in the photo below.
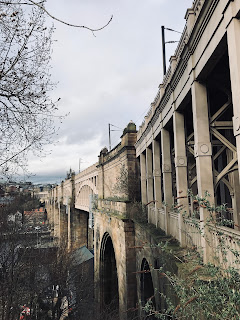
[0,139,37,166]
[27,0,113,34]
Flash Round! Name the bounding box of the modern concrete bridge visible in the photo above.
[47,0,240,318]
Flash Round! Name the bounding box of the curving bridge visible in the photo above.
[75,164,98,211]
[47,0,240,318]
[47,164,98,249]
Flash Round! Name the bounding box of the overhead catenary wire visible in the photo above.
[132,26,182,127]
[162,26,182,75]
[109,123,123,130]
[109,123,123,151]
[134,106,154,125]
[165,41,179,44]
[164,27,182,34]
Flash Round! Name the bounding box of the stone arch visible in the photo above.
[75,181,97,210]
[140,258,155,316]
[100,232,119,313]
[76,180,97,197]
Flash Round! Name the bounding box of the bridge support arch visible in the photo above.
[94,212,137,320]
[140,258,155,319]
[100,233,119,313]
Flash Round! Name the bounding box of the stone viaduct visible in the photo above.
[47,0,240,318]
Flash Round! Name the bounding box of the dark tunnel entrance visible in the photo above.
[100,233,119,315]
[140,258,156,319]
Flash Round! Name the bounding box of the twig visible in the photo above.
[175,196,187,199]
[132,270,151,274]
[27,0,113,36]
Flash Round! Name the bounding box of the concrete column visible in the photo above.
[226,144,240,228]
[227,17,240,185]
[192,81,214,263]
[140,153,147,204]
[152,139,162,227]
[173,111,189,245]
[161,128,172,234]
[231,171,240,228]
[146,147,154,223]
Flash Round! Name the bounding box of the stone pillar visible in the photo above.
[140,153,147,204]
[53,202,57,237]
[191,81,215,263]
[173,111,189,245]
[146,147,154,223]
[98,147,108,199]
[67,199,71,250]
[58,200,61,240]
[152,139,162,227]
[161,128,172,234]
[227,17,240,184]
[51,200,54,227]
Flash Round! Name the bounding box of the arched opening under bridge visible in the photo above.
[140,258,155,319]
[100,233,119,314]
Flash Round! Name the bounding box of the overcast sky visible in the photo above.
[27,0,193,184]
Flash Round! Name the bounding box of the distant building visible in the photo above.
[7,211,23,227]
[24,208,46,224]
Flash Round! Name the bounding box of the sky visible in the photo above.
[26,0,193,184]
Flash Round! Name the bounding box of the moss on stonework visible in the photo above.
[135,220,177,245]
[134,219,207,277]
[104,197,130,202]
[95,208,127,220]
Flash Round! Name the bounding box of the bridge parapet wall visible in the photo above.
[75,163,98,184]
[98,121,139,202]
[97,199,132,218]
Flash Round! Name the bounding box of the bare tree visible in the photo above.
[0,1,59,178]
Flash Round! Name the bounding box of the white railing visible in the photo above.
[210,225,240,268]
[183,218,202,249]
[169,211,180,241]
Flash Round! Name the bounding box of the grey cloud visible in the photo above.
[27,0,193,183]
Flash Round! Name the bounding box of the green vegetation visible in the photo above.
[142,192,240,319]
